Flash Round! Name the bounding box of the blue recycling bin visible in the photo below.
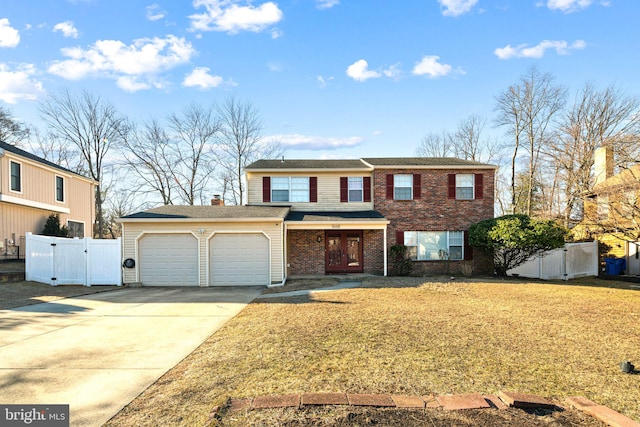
[604,258,626,275]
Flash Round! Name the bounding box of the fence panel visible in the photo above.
[26,233,121,286]
[87,238,121,285]
[508,241,598,280]
[25,234,55,285]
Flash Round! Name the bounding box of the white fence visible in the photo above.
[507,240,599,280]
[25,233,122,286]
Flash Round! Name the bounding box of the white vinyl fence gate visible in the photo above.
[507,241,599,281]
[25,233,122,286]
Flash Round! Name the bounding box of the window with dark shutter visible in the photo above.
[448,174,456,199]
[386,174,394,199]
[464,230,473,261]
[262,177,271,202]
[474,174,484,199]
[363,176,371,202]
[413,174,421,200]
[310,177,318,202]
[340,177,348,202]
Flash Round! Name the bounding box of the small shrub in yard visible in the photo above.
[389,244,412,276]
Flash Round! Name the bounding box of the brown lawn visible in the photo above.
[26,276,640,426]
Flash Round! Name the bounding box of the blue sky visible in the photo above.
[0,0,636,159]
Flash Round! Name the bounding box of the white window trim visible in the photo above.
[456,174,475,200]
[67,219,86,238]
[404,231,464,261]
[348,177,364,202]
[394,174,413,200]
[271,176,310,203]
[9,160,22,194]
[55,175,65,203]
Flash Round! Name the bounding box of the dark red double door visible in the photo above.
[325,231,363,273]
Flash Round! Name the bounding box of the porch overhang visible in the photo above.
[284,211,390,276]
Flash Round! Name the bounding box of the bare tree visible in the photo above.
[415,131,452,158]
[0,106,30,146]
[119,119,176,205]
[27,129,81,172]
[547,83,640,226]
[39,89,125,238]
[167,103,220,205]
[216,97,281,205]
[495,66,567,215]
[450,114,486,161]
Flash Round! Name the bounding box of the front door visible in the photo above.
[325,231,363,273]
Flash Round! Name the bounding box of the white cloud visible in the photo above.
[0,18,20,48]
[189,0,283,34]
[146,4,167,21]
[412,55,453,78]
[47,35,195,92]
[438,0,478,16]
[316,75,334,87]
[0,63,45,103]
[53,21,79,38]
[542,0,592,13]
[383,63,402,80]
[271,133,364,150]
[316,0,339,9]
[183,67,224,88]
[494,39,586,59]
[346,59,381,82]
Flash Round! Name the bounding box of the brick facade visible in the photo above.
[288,229,385,276]
[374,168,495,276]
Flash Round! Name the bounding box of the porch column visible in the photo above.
[383,225,388,276]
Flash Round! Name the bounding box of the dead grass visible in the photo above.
[105,277,640,426]
[0,281,121,309]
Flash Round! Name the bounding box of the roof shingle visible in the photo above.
[121,205,290,220]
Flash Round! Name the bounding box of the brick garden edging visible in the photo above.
[208,391,640,427]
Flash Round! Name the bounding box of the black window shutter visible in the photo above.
[262,177,271,202]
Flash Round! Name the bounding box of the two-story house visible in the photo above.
[0,141,97,259]
[119,157,496,287]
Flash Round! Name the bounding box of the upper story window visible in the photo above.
[456,174,474,199]
[264,176,316,203]
[385,173,421,201]
[404,231,464,261]
[348,177,363,202]
[448,173,484,200]
[55,176,65,202]
[10,161,21,192]
[340,176,371,203]
[394,174,413,200]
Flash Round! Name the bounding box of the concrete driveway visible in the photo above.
[0,286,263,427]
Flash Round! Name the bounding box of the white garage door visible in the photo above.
[139,234,199,286]
[210,233,269,286]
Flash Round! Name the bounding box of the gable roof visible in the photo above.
[361,157,497,169]
[0,140,92,180]
[245,159,371,171]
[120,205,290,221]
[245,157,497,171]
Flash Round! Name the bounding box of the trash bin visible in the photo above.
[604,257,626,275]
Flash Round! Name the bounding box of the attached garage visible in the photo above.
[139,233,199,286]
[119,205,288,287]
[210,233,269,286]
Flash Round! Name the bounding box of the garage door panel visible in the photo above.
[139,234,199,286]
[210,233,269,286]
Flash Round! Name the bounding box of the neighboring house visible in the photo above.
[119,157,496,287]
[575,145,640,273]
[0,141,97,259]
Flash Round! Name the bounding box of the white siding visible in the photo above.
[121,221,284,286]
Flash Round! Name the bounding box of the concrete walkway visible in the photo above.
[0,286,262,427]
[257,281,362,299]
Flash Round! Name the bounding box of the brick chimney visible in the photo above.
[594,145,614,185]
[210,195,224,206]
